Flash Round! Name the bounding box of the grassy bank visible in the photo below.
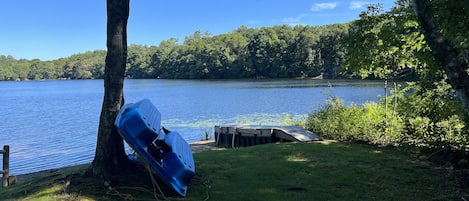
[1,141,467,200]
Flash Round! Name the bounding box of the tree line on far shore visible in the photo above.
[1,23,355,81]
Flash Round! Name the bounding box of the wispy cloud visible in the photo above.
[282,14,306,24]
[349,1,370,10]
[311,2,337,12]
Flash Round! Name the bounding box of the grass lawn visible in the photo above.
[1,141,467,200]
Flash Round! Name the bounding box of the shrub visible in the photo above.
[306,96,404,146]
[305,79,469,152]
[406,115,468,150]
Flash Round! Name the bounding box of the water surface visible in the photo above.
[0,79,385,174]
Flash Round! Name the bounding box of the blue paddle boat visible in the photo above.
[114,99,195,197]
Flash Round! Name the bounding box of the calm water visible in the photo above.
[0,79,385,175]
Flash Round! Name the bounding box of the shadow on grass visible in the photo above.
[1,142,468,201]
[1,163,178,201]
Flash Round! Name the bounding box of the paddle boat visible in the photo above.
[114,99,195,197]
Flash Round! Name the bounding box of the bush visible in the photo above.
[306,96,404,146]
[406,115,468,150]
[305,79,469,151]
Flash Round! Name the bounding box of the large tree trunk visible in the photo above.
[89,0,131,179]
[413,0,469,115]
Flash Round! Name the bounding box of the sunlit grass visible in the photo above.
[187,142,466,201]
[1,142,467,201]
[286,153,310,162]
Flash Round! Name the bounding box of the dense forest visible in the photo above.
[0,24,352,80]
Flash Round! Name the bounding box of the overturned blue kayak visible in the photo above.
[114,99,195,197]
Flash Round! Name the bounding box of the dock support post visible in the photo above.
[1,145,9,188]
[232,127,236,148]
[215,126,220,146]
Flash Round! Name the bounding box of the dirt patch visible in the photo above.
[286,186,308,192]
[190,139,221,153]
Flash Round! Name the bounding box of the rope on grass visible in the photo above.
[117,186,153,194]
[203,178,211,201]
[144,163,169,201]
[108,185,166,201]
[106,186,134,200]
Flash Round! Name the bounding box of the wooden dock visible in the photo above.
[214,125,322,148]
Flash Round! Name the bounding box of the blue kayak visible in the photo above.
[114,99,195,197]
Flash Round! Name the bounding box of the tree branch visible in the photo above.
[412,0,469,115]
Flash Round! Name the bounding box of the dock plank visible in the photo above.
[272,126,321,142]
[215,124,321,147]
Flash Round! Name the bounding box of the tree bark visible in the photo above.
[413,0,469,115]
[89,0,131,179]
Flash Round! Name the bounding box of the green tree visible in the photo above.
[290,25,320,78]
[0,56,16,80]
[316,24,349,78]
[12,60,30,80]
[126,44,156,78]
[343,1,447,83]
[151,38,180,78]
[413,0,469,115]
[247,28,280,78]
[344,4,406,79]
[61,51,106,79]
[335,0,469,151]
[0,21,355,80]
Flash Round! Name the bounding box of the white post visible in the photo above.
[232,127,236,148]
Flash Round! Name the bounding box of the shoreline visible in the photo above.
[9,140,218,184]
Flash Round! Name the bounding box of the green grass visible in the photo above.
[1,142,467,201]
[0,165,89,201]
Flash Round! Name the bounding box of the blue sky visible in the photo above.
[1,0,394,61]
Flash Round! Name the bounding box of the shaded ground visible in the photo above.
[11,140,218,185]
